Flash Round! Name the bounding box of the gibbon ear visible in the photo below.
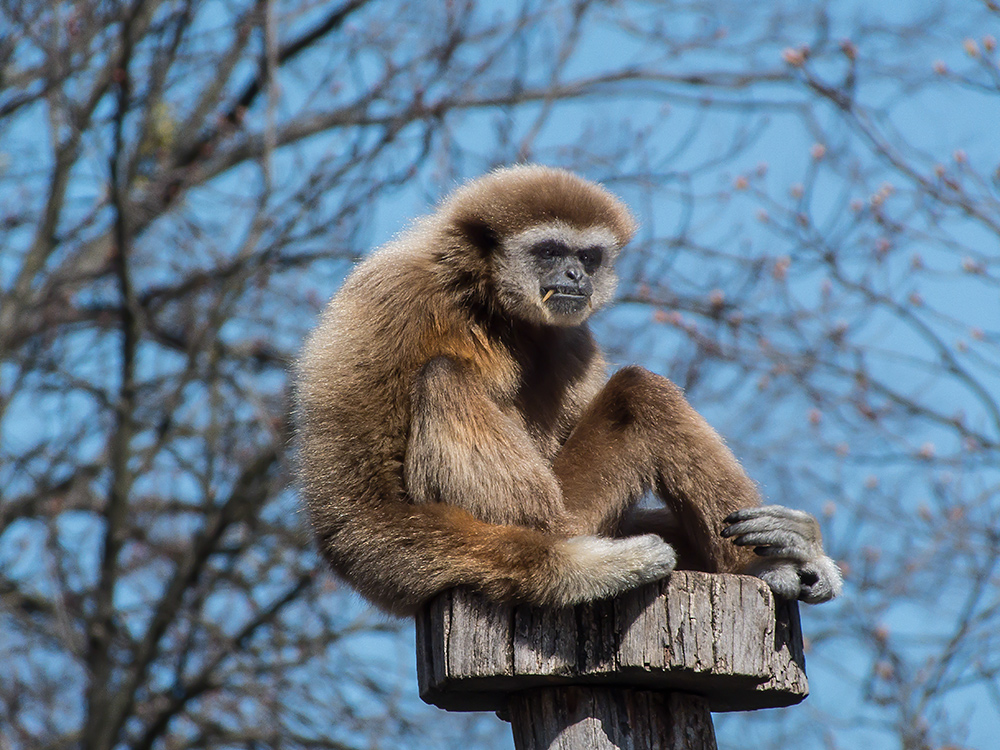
[455,218,499,254]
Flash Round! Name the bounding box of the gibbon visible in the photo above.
[294,165,841,615]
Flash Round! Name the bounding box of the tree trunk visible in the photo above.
[509,688,716,750]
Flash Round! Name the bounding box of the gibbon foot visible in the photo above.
[722,506,842,603]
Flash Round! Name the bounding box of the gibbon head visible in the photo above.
[439,165,637,327]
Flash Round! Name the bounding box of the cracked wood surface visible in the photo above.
[416,571,808,713]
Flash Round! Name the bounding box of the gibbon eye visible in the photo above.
[532,240,566,260]
[578,246,603,273]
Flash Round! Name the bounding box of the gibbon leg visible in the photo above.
[553,366,759,573]
[403,357,679,607]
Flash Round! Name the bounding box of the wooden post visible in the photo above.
[415,571,808,750]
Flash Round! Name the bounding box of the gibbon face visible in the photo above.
[437,164,637,328]
[493,222,621,327]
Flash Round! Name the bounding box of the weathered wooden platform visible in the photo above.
[416,571,808,714]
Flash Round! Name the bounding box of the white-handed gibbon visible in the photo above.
[295,165,842,615]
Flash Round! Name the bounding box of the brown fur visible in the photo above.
[295,165,766,615]
[440,165,637,248]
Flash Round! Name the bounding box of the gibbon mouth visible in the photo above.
[541,288,590,314]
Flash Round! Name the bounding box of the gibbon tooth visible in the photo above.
[542,289,554,303]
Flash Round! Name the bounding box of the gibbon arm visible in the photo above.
[405,356,572,532]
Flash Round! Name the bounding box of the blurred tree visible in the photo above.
[1,1,998,749]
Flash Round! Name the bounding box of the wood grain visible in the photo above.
[416,571,808,713]
[508,688,716,750]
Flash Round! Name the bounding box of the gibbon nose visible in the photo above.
[542,258,592,299]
